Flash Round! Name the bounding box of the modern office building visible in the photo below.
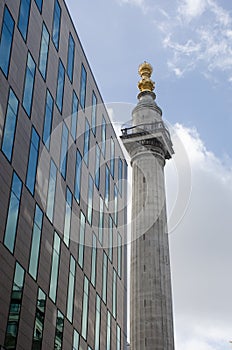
[0,0,128,349]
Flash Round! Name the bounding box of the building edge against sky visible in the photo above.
[0,0,128,349]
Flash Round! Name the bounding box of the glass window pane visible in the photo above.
[91,92,97,135]
[105,165,110,207]
[102,252,107,303]
[46,160,57,223]
[74,150,82,203]
[52,0,61,49]
[54,310,64,350]
[81,277,89,340]
[60,123,68,178]
[101,116,106,157]
[18,0,31,40]
[26,127,40,195]
[67,255,76,322]
[2,89,19,162]
[49,232,60,303]
[110,138,115,177]
[73,329,79,350]
[78,212,85,268]
[71,91,78,140]
[35,0,43,12]
[80,64,87,109]
[87,175,93,225]
[22,52,36,117]
[56,59,65,113]
[29,205,43,280]
[32,288,46,350]
[83,119,90,166]
[39,23,49,79]
[0,7,14,77]
[4,262,25,349]
[98,196,104,245]
[95,144,100,189]
[42,90,53,150]
[67,33,75,82]
[4,173,22,253]
[64,187,72,246]
[94,295,101,350]
[91,234,97,286]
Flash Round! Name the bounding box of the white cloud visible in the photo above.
[116,0,147,12]
[156,0,232,79]
[166,124,232,350]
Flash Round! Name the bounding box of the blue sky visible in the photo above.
[66,1,232,349]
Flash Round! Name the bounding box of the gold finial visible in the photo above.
[138,61,155,92]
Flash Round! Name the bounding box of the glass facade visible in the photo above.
[117,325,121,350]
[18,0,31,40]
[29,204,43,280]
[4,172,22,253]
[26,127,40,195]
[118,158,123,195]
[23,52,36,117]
[117,232,122,278]
[106,311,111,350]
[0,6,14,77]
[1,89,19,162]
[0,1,127,349]
[39,23,49,80]
[4,262,25,349]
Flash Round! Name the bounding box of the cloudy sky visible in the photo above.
[65,0,232,349]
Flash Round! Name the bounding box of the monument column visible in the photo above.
[121,62,175,350]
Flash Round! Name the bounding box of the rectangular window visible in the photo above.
[117,325,121,350]
[83,119,90,166]
[42,89,53,150]
[4,172,22,253]
[4,262,25,349]
[74,150,82,204]
[52,0,61,50]
[78,212,85,268]
[22,52,36,117]
[114,185,118,226]
[81,276,89,340]
[26,127,40,195]
[60,122,68,179]
[71,91,78,140]
[73,329,79,350]
[106,311,111,350]
[98,196,104,245]
[64,187,72,247]
[112,269,117,319]
[32,288,46,350]
[1,89,19,162]
[110,137,115,178]
[46,160,57,223]
[91,92,97,135]
[49,232,61,303]
[35,0,43,12]
[39,23,49,80]
[18,0,31,41]
[108,216,113,262]
[102,252,108,304]
[94,295,101,350]
[87,175,94,225]
[80,64,87,109]
[95,143,100,189]
[67,33,75,82]
[56,59,65,113]
[0,6,14,77]
[105,165,110,207]
[29,204,43,280]
[101,116,106,157]
[67,255,76,322]
[117,233,122,278]
[118,158,123,195]
[54,310,64,350]
[91,234,97,287]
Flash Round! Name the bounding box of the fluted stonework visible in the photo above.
[121,63,175,350]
